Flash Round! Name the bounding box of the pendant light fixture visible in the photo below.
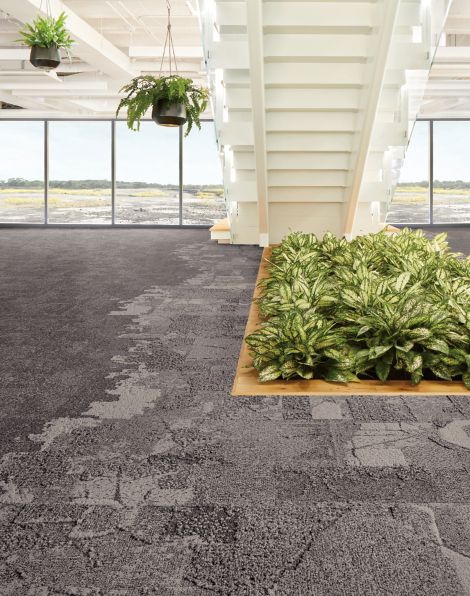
[152,0,188,127]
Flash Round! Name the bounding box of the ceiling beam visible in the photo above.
[2,80,108,90]
[10,90,115,96]
[0,70,61,81]
[0,110,116,118]
[434,47,470,64]
[0,90,50,110]
[1,0,138,80]
[129,46,204,59]
[444,16,470,34]
[0,48,30,60]
[420,109,470,118]
[420,95,470,116]
[448,0,470,18]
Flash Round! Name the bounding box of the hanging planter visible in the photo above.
[29,45,61,70]
[17,11,74,71]
[116,1,209,136]
[152,99,187,127]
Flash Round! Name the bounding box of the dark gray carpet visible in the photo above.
[1,227,470,595]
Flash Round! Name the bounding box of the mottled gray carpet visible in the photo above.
[1,228,470,595]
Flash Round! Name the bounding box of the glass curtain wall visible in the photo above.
[48,121,112,223]
[115,122,180,224]
[387,121,430,224]
[0,121,45,223]
[183,122,225,225]
[433,121,470,224]
[388,119,470,225]
[0,119,224,226]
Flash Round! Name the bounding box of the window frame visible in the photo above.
[0,118,219,229]
[390,118,470,228]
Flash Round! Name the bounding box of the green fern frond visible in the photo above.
[17,12,74,49]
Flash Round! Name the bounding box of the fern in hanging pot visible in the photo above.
[117,2,208,135]
[116,74,209,136]
[17,11,74,71]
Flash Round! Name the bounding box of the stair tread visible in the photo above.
[209,218,230,233]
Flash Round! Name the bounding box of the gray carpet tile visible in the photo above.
[0,227,470,595]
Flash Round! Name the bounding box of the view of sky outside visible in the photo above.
[0,120,222,185]
[433,120,470,181]
[49,121,111,182]
[0,120,44,181]
[388,120,430,224]
[400,120,470,183]
[184,122,223,186]
[398,121,428,183]
[116,121,179,185]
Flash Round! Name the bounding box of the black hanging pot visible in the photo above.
[152,100,187,127]
[30,45,61,70]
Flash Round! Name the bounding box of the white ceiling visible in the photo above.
[0,0,207,117]
[1,1,470,119]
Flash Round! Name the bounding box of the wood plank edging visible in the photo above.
[231,246,468,396]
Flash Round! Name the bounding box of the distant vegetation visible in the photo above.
[398,180,470,189]
[0,178,223,194]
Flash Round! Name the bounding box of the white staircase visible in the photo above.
[198,0,452,245]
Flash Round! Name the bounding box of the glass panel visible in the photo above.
[0,121,45,223]
[115,122,179,224]
[387,120,430,224]
[48,121,112,224]
[433,121,470,224]
[183,121,225,225]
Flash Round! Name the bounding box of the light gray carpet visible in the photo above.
[1,228,470,595]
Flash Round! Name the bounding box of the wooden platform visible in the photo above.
[232,246,468,396]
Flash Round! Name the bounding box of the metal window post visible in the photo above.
[44,120,49,224]
[429,119,434,225]
[111,120,116,225]
[179,125,183,225]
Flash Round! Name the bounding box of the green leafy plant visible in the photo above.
[116,75,209,136]
[246,229,470,388]
[17,12,74,49]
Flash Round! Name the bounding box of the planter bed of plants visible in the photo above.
[232,230,470,395]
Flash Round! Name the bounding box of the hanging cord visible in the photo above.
[39,0,53,19]
[39,0,72,62]
[159,0,178,76]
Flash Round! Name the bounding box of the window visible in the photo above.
[0,121,45,223]
[183,121,225,225]
[0,118,225,227]
[48,121,112,224]
[388,119,470,225]
[115,122,180,224]
[387,121,430,224]
[433,121,470,224]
